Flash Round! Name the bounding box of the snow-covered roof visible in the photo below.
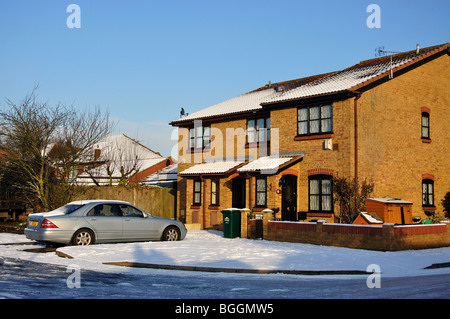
[73,133,171,185]
[76,157,168,179]
[141,163,178,184]
[180,153,304,176]
[262,52,416,104]
[180,161,244,176]
[237,156,295,174]
[172,88,276,124]
[367,198,413,204]
[171,43,449,125]
[360,212,384,224]
[93,134,163,162]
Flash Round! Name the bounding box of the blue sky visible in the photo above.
[1,0,449,157]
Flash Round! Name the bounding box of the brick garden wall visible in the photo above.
[242,211,450,251]
[265,221,450,251]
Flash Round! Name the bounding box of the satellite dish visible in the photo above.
[180,107,185,117]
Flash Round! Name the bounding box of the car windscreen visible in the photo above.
[51,204,84,215]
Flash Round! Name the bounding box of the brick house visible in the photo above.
[73,134,175,186]
[170,43,450,229]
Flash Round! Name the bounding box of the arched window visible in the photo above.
[309,175,333,213]
[421,112,430,140]
[422,179,434,207]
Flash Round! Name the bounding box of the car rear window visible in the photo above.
[51,204,84,215]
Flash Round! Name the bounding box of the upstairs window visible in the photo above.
[247,117,270,144]
[421,112,430,140]
[189,126,210,150]
[298,104,332,136]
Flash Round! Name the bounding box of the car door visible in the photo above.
[84,204,123,242]
[119,204,159,240]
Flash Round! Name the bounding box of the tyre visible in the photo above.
[162,226,180,241]
[72,229,95,246]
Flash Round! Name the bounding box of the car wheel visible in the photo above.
[162,226,180,241]
[72,229,95,246]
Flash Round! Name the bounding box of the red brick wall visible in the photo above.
[264,221,450,251]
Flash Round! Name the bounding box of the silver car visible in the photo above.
[24,200,187,246]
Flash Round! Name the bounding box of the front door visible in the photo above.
[281,175,297,221]
[232,178,246,209]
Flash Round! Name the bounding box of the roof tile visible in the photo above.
[171,43,449,125]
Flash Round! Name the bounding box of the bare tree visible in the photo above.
[0,87,114,211]
[82,134,144,186]
[103,137,142,186]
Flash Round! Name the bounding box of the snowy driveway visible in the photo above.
[59,230,450,277]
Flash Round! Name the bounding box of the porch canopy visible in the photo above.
[179,152,304,177]
[237,154,304,175]
[179,161,245,176]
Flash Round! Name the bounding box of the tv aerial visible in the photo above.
[375,44,420,57]
[374,44,420,79]
[374,46,401,79]
[375,46,401,57]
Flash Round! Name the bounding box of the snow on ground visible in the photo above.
[1,230,450,278]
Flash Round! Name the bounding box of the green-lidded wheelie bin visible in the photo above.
[221,208,241,238]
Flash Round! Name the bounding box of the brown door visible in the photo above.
[232,178,246,209]
[281,175,297,221]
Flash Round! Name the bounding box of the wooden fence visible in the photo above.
[74,186,176,220]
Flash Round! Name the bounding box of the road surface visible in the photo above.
[1,257,449,299]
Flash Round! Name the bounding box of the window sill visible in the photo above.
[245,142,270,149]
[190,205,201,209]
[187,147,211,154]
[208,205,220,210]
[307,212,333,217]
[294,134,333,141]
[421,138,432,144]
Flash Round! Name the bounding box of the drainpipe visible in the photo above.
[247,172,252,210]
[353,92,362,212]
[201,175,206,229]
